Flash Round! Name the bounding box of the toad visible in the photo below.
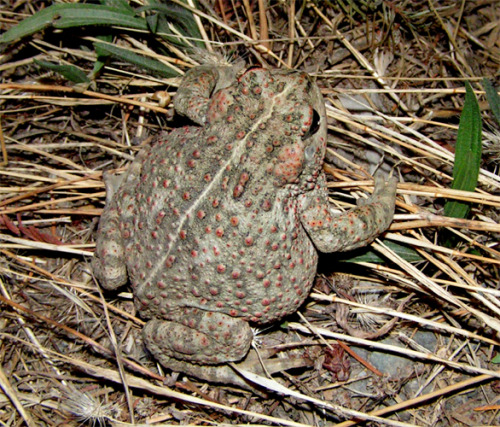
[93,64,397,384]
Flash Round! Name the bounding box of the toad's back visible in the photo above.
[103,67,327,325]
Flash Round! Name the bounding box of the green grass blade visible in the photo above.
[34,60,90,84]
[443,82,482,218]
[93,42,179,78]
[101,0,136,14]
[341,241,422,263]
[92,35,114,77]
[0,4,147,45]
[0,6,58,44]
[482,78,500,126]
[52,4,147,30]
[139,1,203,47]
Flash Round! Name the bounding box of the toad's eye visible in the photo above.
[304,109,320,138]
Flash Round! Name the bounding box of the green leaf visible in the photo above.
[492,354,500,364]
[93,41,179,78]
[34,59,90,84]
[52,4,147,30]
[340,241,422,263]
[0,4,147,45]
[444,82,482,219]
[0,6,56,44]
[482,78,500,127]
[92,35,114,78]
[139,1,203,47]
[101,0,136,15]
[93,34,114,58]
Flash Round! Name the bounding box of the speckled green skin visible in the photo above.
[93,65,397,384]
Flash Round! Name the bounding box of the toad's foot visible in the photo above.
[143,308,251,366]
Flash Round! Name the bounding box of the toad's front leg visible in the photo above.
[298,174,397,253]
[174,64,242,125]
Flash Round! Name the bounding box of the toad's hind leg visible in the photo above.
[92,182,127,290]
[93,152,145,290]
[143,309,253,382]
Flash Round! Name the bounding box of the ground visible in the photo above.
[0,1,499,426]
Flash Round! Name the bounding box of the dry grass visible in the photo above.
[1,1,500,426]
